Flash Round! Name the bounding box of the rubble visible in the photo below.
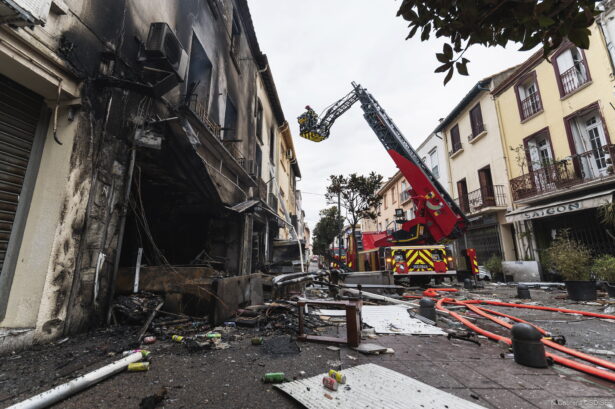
[2,274,615,408]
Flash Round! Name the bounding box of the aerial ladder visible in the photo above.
[298,82,478,278]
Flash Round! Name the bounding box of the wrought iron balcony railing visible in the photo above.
[509,144,615,201]
[520,93,542,119]
[455,185,507,214]
[560,66,589,96]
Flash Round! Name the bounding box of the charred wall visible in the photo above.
[31,0,265,335]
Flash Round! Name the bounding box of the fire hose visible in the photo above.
[434,297,615,383]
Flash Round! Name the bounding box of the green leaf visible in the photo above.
[568,28,591,49]
[434,62,452,73]
[443,67,454,85]
[436,53,449,63]
[443,43,453,59]
[421,23,431,41]
[519,33,542,51]
[456,61,469,76]
[538,16,556,27]
[406,24,419,40]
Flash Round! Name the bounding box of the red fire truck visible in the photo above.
[298,82,479,282]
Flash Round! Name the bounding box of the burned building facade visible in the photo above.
[0,0,301,352]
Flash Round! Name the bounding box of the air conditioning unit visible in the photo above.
[0,0,51,25]
[142,22,188,81]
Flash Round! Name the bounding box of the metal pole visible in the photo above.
[338,191,342,262]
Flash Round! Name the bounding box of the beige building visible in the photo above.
[434,70,518,264]
[364,171,415,234]
[494,23,615,261]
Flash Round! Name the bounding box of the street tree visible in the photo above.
[326,172,383,269]
[312,206,344,256]
[397,0,600,84]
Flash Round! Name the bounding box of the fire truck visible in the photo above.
[298,82,478,284]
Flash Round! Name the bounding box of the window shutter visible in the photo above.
[470,104,483,136]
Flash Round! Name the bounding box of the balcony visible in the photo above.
[455,185,507,214]
[400,190,412,204]
[509,145,615,201]
[256,178,267,202]
[560,66,589,96]
[520,93,542,120]
[468,123,486,143]
[184,94,220,138]
[449,141,463,157]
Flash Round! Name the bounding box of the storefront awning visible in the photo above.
[505,190,614,223]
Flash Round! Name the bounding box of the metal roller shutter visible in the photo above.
[0,74,43,273]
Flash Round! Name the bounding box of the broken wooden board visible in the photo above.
[275,363,486,409]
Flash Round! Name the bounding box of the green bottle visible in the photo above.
[262,372,285,383]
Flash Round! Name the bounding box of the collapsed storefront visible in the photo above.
[0,0,300,352]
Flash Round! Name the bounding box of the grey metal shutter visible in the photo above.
[0,74,43,272]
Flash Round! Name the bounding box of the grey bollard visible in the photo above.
[463,277,474,290]
[517,284,531,299]
[511,323,547,368]
[418,297,437,323]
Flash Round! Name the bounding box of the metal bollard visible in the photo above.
[463,278,474,290]
[511,323,547,368]
[517,284,531,299]
[418,297,437,323]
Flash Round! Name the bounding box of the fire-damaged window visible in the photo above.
[255,144,263,179]
[186,33,213,117]
[269,127,275,162]
[255,99,263,142]
[230,9,242,69]
[223,95,237,140]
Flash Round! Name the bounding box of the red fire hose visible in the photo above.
[422,288,458,297]
[462,303,615,372]
[435,298,615,383]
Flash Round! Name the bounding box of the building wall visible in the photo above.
[441,84,516,261]
[0,0,300,352]
[443,92,511,200]
[495,25,615,180]
[416,133,451,194]
[373,171,415,232]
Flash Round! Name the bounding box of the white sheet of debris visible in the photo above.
[275,363,486,409]
[361,305,446,335]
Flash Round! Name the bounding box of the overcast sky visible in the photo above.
[250,1,531,230]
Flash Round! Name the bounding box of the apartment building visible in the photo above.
[0,0,301,351]
[436,69,518,263]
[494,23,615,260]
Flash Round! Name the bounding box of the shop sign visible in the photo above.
[522,202,581,220]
